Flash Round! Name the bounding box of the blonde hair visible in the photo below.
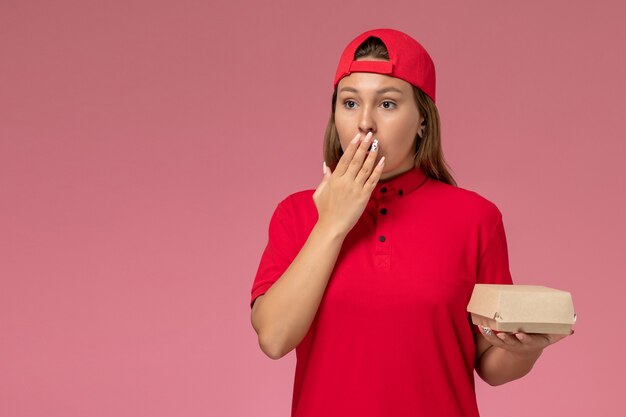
[323,36,457,186]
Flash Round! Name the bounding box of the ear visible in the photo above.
[416,115,426,138]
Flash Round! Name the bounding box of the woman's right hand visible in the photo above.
[313,131,385,237]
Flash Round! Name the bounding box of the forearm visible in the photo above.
[255,221,346,359]
[476,345,543,386]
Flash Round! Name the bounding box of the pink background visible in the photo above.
[1,1,624,416]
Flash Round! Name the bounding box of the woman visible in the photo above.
[250,28,572,417]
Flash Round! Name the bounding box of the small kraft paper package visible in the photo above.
[467,284,577,335]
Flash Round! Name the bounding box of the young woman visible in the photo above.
[250,28,572,417]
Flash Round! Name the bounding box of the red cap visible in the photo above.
[333,28,436,103]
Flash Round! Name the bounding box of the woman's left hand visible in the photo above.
[478,326,574,357]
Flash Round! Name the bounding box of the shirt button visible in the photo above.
[378,235,386,242]
[380,187,387,193]
[398,189,404,196]
[380,208,387,215]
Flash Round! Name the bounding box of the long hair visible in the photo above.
[323,36,457,186]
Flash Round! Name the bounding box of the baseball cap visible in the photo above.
[333,28,436,103]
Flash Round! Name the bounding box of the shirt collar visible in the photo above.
[370,166,429,202]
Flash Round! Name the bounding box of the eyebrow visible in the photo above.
[338,86,404,95]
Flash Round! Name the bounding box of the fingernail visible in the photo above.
[351,133,361,144]
[323,161,326,174]
[370,139,379,151]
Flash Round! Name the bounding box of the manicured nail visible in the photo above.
[322,161,326,174]
[351,133,361,144]
[370,139,379,151]
[377,156,385,167]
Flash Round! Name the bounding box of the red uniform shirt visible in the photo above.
[250,167,514,417]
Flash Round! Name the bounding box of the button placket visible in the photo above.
[374,187,393,271]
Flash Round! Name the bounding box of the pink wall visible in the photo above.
[1,1,624,416]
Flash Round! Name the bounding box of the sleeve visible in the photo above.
[470,208,514,334]
[250,196,300,309]
[476,211,513,286]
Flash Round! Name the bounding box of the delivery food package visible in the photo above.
[467,284,576,335]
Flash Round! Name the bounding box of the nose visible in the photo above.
[357,104,377,136]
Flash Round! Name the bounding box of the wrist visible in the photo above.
[314,220,348,240]
[507,346,544,361]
